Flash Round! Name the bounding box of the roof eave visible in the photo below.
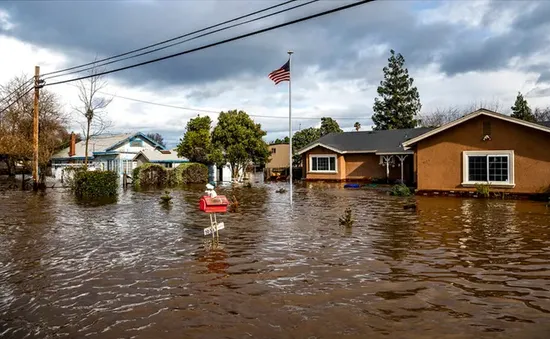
[296,143,343,155]
[133,151,149,162]
[402,109,550,147]
[341,150,377,154]
[375,151,414,155]
[150,160,189,163]
[106,132,167,152]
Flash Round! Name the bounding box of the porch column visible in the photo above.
[397,155,408,183]
[382,156,393,182]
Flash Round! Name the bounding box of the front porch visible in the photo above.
[376,152,415,185]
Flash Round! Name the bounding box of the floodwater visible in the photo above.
[1,183,550,339]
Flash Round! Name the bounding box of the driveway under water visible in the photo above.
[1,183,549,338]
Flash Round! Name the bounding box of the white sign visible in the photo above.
[204,222,225,236]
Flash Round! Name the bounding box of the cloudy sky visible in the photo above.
[1,0,550,148]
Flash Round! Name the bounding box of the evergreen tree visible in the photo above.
[511,92,535,122]
[319,117,343,136]
[372,50,421,130]
[176,116,216,164]
[211,110,270,178]
[146,133,166,147]
[271,137,290,144]
[292,127,320,166]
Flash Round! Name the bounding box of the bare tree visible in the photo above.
[464,99,506,114]
[0,74,68,181]
[419,107,462,128]
[419,100,509,128]
[74,62,113,166]
[533,107,550,123]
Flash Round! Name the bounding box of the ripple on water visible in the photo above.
[0,185,550,338]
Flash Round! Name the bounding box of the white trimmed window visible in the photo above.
[462,150,514,187]
[309,155,337,173]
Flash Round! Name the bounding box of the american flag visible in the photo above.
[268,59,290,85]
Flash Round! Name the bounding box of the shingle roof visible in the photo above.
[51,133,134,159]
[134,149,188,162]
[403,109,550,148]
[297,127,433,154]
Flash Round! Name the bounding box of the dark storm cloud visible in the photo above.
[439,1,550,76]
[1,0,549,90]
[0,0,364,87]
[538,71,550,84]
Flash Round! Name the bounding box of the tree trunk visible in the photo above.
[230,163,236,181]
[39,164,47,185]
[84,118,91,167]
[7,157,15,177]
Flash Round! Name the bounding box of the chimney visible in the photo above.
[68,132,76,157]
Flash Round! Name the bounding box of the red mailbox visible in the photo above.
[199,195,229,213]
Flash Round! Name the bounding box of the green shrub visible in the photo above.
[389,183,412,196]
[133,163,169,188]
[172,163,208,185]
[339,207,354,227]
[63,166,86,187]
[133,162,208,188]
[475,183,491,198]
[72,170,118,198]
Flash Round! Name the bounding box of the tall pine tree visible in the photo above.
[511,92,535,122]
[372,50,421,130]
[319,117,343,136]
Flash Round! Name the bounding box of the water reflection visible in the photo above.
[0,185,549,338]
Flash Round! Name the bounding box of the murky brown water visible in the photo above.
[1,183,550,338]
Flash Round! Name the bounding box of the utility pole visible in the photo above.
[32,66,40,191]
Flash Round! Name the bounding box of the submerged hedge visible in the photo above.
[132,162,208,188]
[172,163,208,185]
[389,183,412,197]
[72,170,118,198]
[133,163,168,187]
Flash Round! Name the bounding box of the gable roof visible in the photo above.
[133,149,189,163]
[297,127,433,155]
[106,132,166,151]
[402,108,550,148]
[51,132,165,160]
[52,133,133,159]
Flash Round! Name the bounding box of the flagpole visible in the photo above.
[288,50,293,206]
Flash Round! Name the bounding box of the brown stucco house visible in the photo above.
[265,143,290,179]
[402,109,550,195]
[297,127,432,183]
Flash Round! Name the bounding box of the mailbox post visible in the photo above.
[199,184,229,238]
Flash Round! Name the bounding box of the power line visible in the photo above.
[42,0,298,77]
[0,86,34,115]
[44,0,319,81]
[62,82,369,120]
[44,0,375,87]
[0,78,34,105]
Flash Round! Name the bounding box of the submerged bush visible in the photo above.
[339,207,354,227]
[475,183,491,198]
[172,163,208,185]
[133,163,168,188]
[389,183,412,196]
[72,170,118,198]
[133,162,208,188]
